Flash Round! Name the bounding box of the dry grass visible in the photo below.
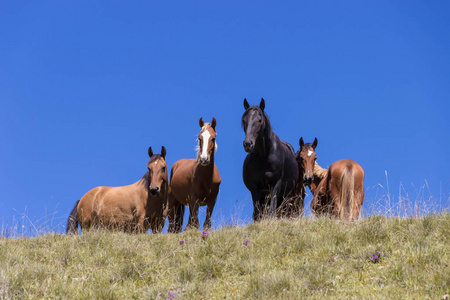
[1,214,449,299]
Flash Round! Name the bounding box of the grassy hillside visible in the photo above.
[1,214,449,299]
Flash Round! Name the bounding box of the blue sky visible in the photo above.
[1,1,449,234]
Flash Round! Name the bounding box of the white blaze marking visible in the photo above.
[154,161,158,165]
[200,130,211,160]
[308,150,313,157]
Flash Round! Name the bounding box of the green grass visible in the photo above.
[1,214,449,299]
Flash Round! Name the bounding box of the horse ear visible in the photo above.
[260,98,265,110]
[148,147,154,158]
[211,117,216,130]
[161,146,166,159]
[312,138,318,149]
[244,98,250,110]
[199,117,204,128]
[299,137,304,149]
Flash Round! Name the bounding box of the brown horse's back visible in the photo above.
[328,159,364,221]
[77,183,147,231]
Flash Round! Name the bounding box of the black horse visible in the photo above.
[241,98,299,221]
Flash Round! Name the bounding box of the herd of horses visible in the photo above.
[66,99,364,235]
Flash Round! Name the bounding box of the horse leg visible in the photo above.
[186,198,200,231]
[269,180,282,217]
[155,212,167,234]
[203,197,217,231]
[299,189,305,217]
[250,188,263,221]
[167,194,185,233]
[150,218,162,234]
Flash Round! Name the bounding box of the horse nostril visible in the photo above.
[304,176,313,185]
[149,187,160,195]
[243,140,253,151]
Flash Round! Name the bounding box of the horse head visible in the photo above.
[197,117,217,166]
[242,98,267,153]
[147,146,168,196]
[296,137,318,185]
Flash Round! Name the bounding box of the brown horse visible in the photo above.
[166,117,221,233]
[297,138,365,221]
[292,137,318,217]
[66,146,169,234]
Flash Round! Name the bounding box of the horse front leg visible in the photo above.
[290,184,305,218]
[186,195,200,231]
[269,180,282,217]
[203,187,219,230]
[249,188,263,221]
[150,213,166,234]
[167,194,185,233]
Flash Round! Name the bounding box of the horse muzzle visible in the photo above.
[149,186,160,196]
[303,176,313,186]
[199,157,210,166]
[243,140,254,153]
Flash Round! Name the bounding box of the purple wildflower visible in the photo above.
[179,239,185,245]
[201,231,209,240]
[243,240,249,246]
[168,291,175,299]
[371,250,382,263]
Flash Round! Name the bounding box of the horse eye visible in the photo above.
[161,167,166,172]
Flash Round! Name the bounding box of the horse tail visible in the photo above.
[340,166,354,221]
[66,200,80,235]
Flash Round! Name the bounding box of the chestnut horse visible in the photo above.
[242,98,298,220]
[166,117,221,233]
[292,137,319,217]
[297,138,365,221]
[66,146,168,234]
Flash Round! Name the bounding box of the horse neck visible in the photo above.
[135,172,150,197]
[254,124,275,158]
[309,163,328,194]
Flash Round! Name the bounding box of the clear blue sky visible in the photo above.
[1,1,449,234]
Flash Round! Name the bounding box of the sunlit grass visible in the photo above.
[1,214,449,299]
[1,182,449,298]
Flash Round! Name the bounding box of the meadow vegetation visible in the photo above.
[1,213,449,299]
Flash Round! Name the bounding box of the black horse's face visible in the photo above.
[242,108,265,153]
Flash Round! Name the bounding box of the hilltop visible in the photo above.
[1,214,449,299]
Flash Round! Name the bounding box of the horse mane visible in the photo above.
[195,123,218,161]
[139,172,150,188]
[314,162,328,180]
